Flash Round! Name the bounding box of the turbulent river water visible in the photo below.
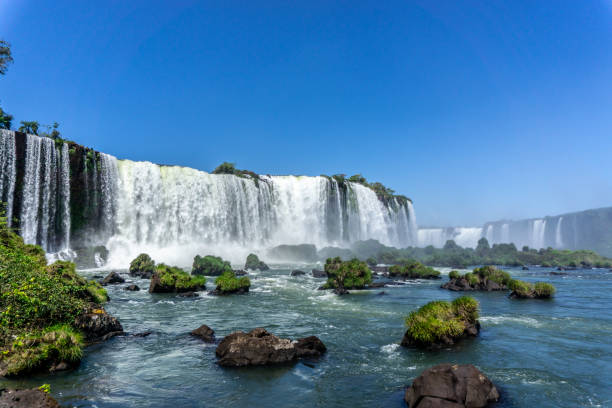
[2,265,610,407]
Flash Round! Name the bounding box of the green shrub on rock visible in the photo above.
[388,261,440,279]
[322,257,372,291]
[509,279,556,299]
[244,253,269,271]
[534,282,556,297]
[129,253,155,278]
[150,264,207,293]
[448,270,460,280]
[192,255,232,276]
[214,271,251,295]
[402,297,480,349]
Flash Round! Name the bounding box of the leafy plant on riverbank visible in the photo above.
[323,257,372,290]
[0,215,109,376]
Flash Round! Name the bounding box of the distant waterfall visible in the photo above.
[531,219,547,249]
[417,227,482,248]
[555,217,563,248]
[0,130,16,227]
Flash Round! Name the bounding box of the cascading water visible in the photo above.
[555,217,563,248]
[0,129,16,226]
[531,219,547,249]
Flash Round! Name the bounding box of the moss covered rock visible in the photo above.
[149,264,207,293]
[322,257,372,293]
[129,253,155,278]
[213,270,251,295]
[244,253,269,271]
[401,296,480,349]
[388,261,440,279]
[192,255,232,276]
[509,280,556,299]
[442,265,512,292]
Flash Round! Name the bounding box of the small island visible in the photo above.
[321,257,373,294]
[149,264,207,293]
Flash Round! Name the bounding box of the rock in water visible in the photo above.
[311,269,326,278]
[191,325,215,343]
[215,328,326,367]
[294,336,327,358]
[125,284,140,291]
[244,253,269,271]
[404,364,499,408]
[0,388,61,408]
[129,253,156,278]
[101,271,125,285]
[290,270,306,276]
[74,308,124,341]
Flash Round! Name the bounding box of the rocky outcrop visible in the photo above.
[442,277,506,292]
[404,364,499,408]
[101,271,124,285]
[311,269,326,278]
[290,270,305,276]
[244,254,269,271]
[0,388,61,408]
[149,264,206,293]
[125,284,140,291]
[129,253,155,278]
[73,308,124,342]
[190,325,215,343]
[215,328,326,367]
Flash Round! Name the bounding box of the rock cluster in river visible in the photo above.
[73,307,124,342]
[215,328,326,367]
[0,388,61,408]
[405,363,499,408]
[129,253,156,278]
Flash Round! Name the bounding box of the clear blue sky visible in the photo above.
[1,1,612,227]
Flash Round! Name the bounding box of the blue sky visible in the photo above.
[1,0,612,226]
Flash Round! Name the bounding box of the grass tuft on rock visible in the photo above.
[388,261,440,279]
[152,264,207,293]
[322,257,372,290]
[192,255,232,276]
[214,271,251,294]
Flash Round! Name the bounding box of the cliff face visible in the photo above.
[0,130,417,255]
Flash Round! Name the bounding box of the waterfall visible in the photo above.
[417,228,446,248]
[59,143,71,249]
[555,217,563,248]
[453,227,483,248]
[0,130,16,226]
[501,223,510,243]
[531,219,547,249]
[485,225,494,242]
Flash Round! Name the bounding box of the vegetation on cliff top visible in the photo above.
[0,213,108,376]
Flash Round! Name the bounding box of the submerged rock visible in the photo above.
[101,271,124,285]
[290,270,306,276]
[177,291,199,297]
[215,328,326,367]
[234,269,248,276]
[191,324,215,343]
[129,253,156,278]
[0,388,61,408]
[311,269,326,278]
[125,284,140,291]
[404,363,499,408]
[73,307,124,342]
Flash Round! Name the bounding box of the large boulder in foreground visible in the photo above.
[0,388,61,408]
[215,328,326,367]
[129,253,156,278]
[405,364,499,408]
[402,297,480,349]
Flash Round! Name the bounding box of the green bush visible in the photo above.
[323,257,372,290]
[214,271,251,293]
[508,279,533,297]
[388,261,440,279]
[129,253,155,276]
[449,270,460,279]
[534,282,556,297]
[464,272,479,286]
[192,255,232,276]
[156,264,206,291]
[404,297,479,345]
[244,253,269,271]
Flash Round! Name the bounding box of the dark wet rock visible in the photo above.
[124,284,140,291]
[557,266,566,271]
[49,361,71,373]
[216,328,296,367]
[101,271,125,285]
[234,269,247,276]
[549,271,568,276]
[132,331,152,337]
[294,336,327,358]
[129,253,156,278]
[290,270,306,276]
[404,363,499,408]
[73,308,124,342]
[215,328,325,367]
[377,291,387,296]
[367,282,386,289]
[0,388,61,408]
[92,274,104,279]
[333,287,349,295]
[190,325,215,343]
[177,291,199,297]
[244,253,269,271]
[311,269,326,278]
[522,266,529,270]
